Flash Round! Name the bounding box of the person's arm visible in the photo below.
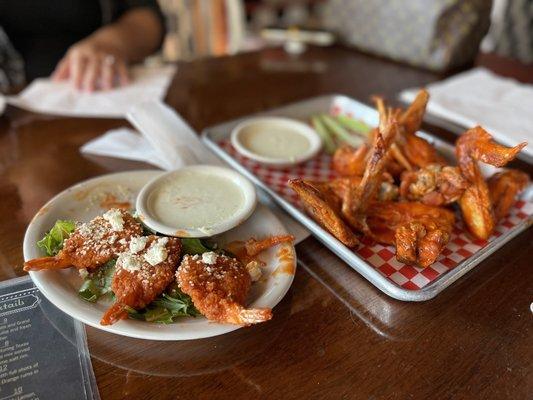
[52,7,164,92]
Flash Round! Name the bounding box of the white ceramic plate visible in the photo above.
[23,170,297,340]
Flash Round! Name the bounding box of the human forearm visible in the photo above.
[84,7,164,63]
[52,7,164,91]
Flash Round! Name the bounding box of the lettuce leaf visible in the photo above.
[181,238,214,255]
[37,220,76,256]
[127,285,200,324]
[78,259,116,303]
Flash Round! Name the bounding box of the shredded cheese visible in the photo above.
[103,209,124,232]
[144,237,169,266]
[129,236,148,254]
[201,251,218,265]
[117,252,143,272]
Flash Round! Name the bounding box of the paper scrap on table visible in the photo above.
[7,65,176,118]
[400,68,533,159]
[81,101,310,244]
[0,94,5,115]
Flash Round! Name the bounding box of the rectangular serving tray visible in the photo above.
[202,95,532,301]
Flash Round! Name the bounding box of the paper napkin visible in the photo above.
[7,65,176,118]
[400,68,533,160]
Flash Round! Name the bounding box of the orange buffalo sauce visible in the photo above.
[99,193,131,210]
[273,245,295,276]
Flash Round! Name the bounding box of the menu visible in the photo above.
[0,277,99,400]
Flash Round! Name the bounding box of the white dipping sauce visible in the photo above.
[147,170,245,231]
[239,124,311,160]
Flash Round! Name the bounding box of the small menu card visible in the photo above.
[0,277,99,400]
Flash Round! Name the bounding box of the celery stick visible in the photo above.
[311,115,336,154]
[320,114,365,147]
[336,115,372,136]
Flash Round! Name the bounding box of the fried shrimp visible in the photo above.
[177,253,272,325]
[100,236,182,325]
[24,209,142,272]
[244,235,295,257]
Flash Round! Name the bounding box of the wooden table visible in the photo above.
[0,46,531,400]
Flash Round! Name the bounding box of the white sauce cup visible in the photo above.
[231,117,322,168]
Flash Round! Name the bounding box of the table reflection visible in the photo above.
[297,239,408,341]
[79,290,293,377]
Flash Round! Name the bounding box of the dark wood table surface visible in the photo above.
[0,46,531,400]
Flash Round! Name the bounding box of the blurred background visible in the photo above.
[158,0,532,65]
[0,0,531,93]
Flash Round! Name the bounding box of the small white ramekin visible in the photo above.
[136,165,257,237]
[231,117,322,168]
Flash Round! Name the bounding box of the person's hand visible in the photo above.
[52,40,130,92]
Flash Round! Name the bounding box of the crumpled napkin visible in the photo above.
[400,68,533,160]
[81,100,310,243]
[81,127,169,168]
[7,65,176,118]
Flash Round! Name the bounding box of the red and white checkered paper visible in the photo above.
[218,140,532,291]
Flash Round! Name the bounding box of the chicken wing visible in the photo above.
[366,201,455,268]
[399,89,429,136]
[323,175,398,203]
[332,144,369,176]
[373,96,413,174]
[177,253,272,325]
[395,222,452,268]
[341,115,399,234]
[488,169,529,222]
[390,89,445,168]
[374,89,445,169]
[100,236,182,325]
[456,126,527,240]
[24,209,142,271]
[288,179,359,247]
[400,164,468,206]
